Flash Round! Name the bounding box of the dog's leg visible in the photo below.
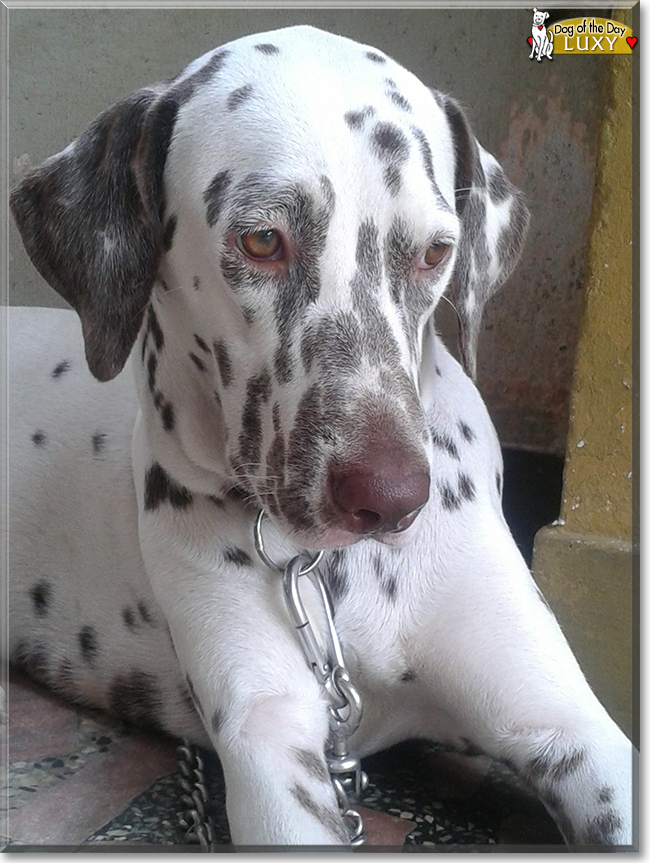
[133,432,348,846]
[412,514,635,846]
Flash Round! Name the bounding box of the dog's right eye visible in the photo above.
[237,230,284,261]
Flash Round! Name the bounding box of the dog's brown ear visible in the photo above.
[438,94,530,379]
[10,88,179,382]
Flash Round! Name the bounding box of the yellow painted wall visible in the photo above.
[559,9,633,542]
[533,8,636,738]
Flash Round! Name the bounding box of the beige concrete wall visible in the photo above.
[8,7,609,455]
[533,9,636,741]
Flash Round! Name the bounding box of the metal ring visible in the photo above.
[254,510,324,575]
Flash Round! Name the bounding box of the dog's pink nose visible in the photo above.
[330,463,430,535]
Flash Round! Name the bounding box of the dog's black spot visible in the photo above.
[147,305,165,352]
[527,747,586,782]
[31,430,47,447]
[193,275,201,291]
[92,431,107,456]
[194,334,211,354]
[373,555,398,600]
[223,547,253,567]
[436,365,442,377]
[371,122,409,164]
[290,784,348,842]
[293,748,330,784]
[213,339,233,388]
[458,472,476,502]
[495,471,503,495]
[319,175,335,215]
[458,421,475,442]
[52,360,71,378]
[147,352,158,393]
[189,351,207,372]
[138,602,153,625]
[227,83,253,111]
[122,607,136,628]
[430,429,460,460]
[487,164,511,203]
[384,164,402,196]
[162,213,177,251]
[55,657,75,695]
[598,786,614,805]
[204,170,232,228]
[401,669,417,683]
[144,462,193,511]
[238,369,272,472]
[207,494,225,508]
[366,51,386,63]
[344,106,376,130]
[211,709,223,734]
[323,549,349,603]
[30,580,51,617]
[172,49,230,104]
[255,43,280,55]
[12,639,49,684]
[351,220,382,314]
[388,90,412,112]
[439,481,461,511]
[160,402,175,431]
[78,625,98,664]
[109,671,162,729]
[585,810,623,844]
[274,342,294,385]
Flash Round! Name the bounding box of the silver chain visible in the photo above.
[177,742,217,850]
[254,510,368,845]
[177,511,367,848]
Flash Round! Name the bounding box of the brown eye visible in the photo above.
[423,242,450,269]
[238,230,283,260]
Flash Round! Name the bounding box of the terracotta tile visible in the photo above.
[8,671,81,763]
[7,732,178,846]
[358,806,415,847]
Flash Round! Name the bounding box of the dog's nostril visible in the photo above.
[330,467,429,535]
[354,508,383,533]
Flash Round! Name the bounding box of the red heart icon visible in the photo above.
[538,25,543,29]
[528,37,533,46]
[627,37,637,48]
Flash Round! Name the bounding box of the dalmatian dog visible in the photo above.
[530,9,554,61]
[8,25,634,847]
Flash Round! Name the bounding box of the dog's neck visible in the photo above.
[133,283,236,497]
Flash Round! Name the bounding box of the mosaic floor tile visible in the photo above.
[4,670,564,850]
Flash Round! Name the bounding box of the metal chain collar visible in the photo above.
[254,510,368,845]
[177,511,367,848]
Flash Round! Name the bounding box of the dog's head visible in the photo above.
[532,9,550,27]
[11,26,528,549]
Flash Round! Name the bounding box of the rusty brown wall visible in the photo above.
[9,8,609,455]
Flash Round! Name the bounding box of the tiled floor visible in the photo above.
[2,669,564,850]
[2,450,566,849]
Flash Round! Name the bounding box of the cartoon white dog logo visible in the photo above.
[530,8,554,60]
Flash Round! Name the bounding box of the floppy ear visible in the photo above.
[440,95,530,380]
[10,87,179,381]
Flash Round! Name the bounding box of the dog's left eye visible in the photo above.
[421,242,451,269]
[238,230,284,261]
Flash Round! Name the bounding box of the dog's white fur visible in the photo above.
[8,26,633,847]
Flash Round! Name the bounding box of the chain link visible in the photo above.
[177,742,217,850]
